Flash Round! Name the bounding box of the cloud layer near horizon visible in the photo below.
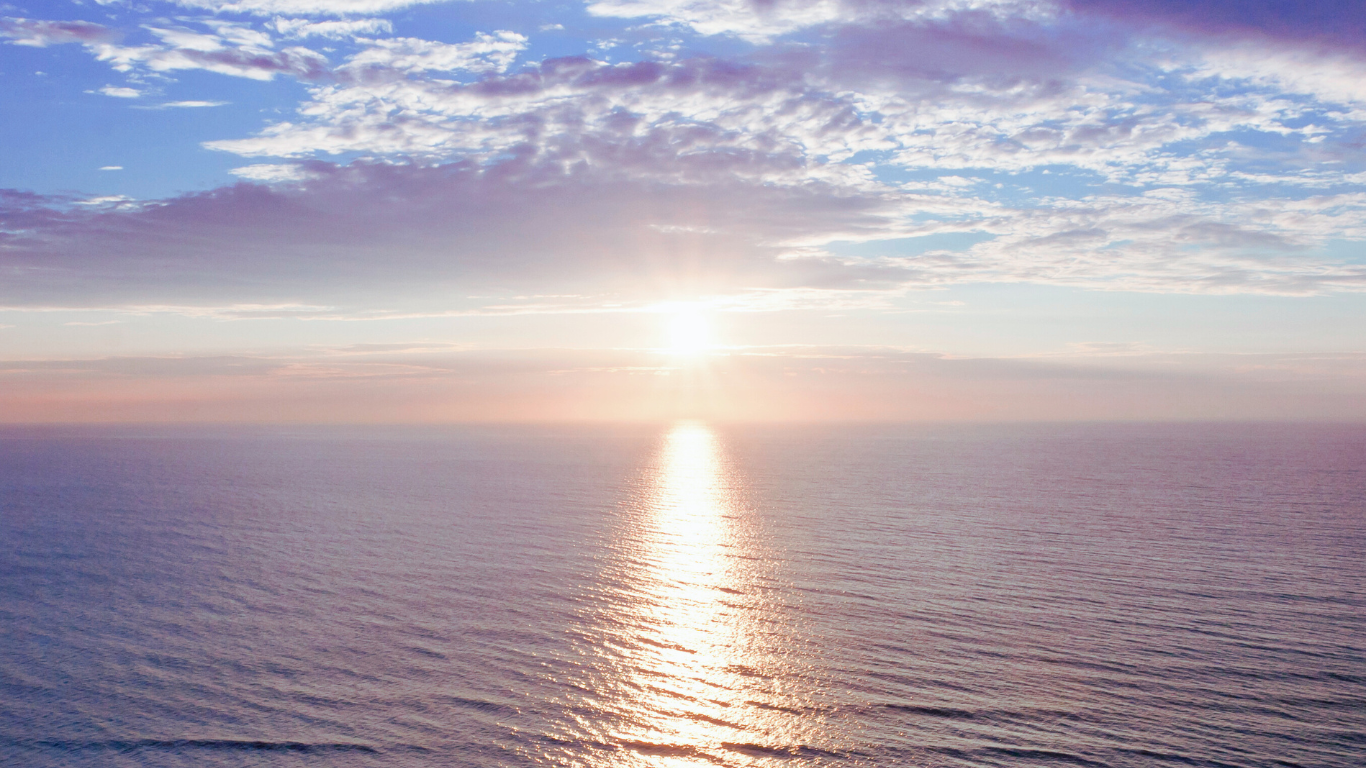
[4,346,1363,422]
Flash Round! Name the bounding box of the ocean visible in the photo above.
[1,423,1362,767]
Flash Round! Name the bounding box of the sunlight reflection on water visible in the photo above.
[602,421,823,766]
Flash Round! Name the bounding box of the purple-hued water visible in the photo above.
[1,423,1363,767]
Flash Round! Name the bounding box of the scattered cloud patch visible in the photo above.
[343,31,527,75]
[98,85,141,98]
[584,0,848,41]
[92,24,331,81]
[270,17,394,39]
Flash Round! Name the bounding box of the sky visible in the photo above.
[1,0,1364,422]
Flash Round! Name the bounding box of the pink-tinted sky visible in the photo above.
[1,0,1363,421]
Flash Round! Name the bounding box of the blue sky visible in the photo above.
[1,0,1363,421]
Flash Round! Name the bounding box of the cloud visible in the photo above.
[0,17,118,47]
[954,191,1366,294]
[824,12,1120,84]
[99,85,141,98]
[1183,41,1366,109]
[171,0,449,16]
[2,2,1362,316]
[584,0,1053,41]
[196,13,1361,192]
[14,16,521,88]
[186,36,1366,296]
[92,24,330,81]
[0,157,925,307]
[6,16,332,82]
[2,144,1362,317]
[1065,0,1366,54]
[73,194,137,207]
[269,17,394,39]
[3,347,1363,422]
[229,163,319,182]
[584,0,1366,56]
[342,31,527,75]
[203,54,896,165]
[585,0,848,41]
[159,100,231,108]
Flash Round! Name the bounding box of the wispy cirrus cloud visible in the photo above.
[94,23,331,81]
[170,0,450,16]
[1064,0,1366,53]
[4,16,331,81]
[0,17,118,47]
[159,100,231,107]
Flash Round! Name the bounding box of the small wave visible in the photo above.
[884,703,977,721]
[725,664,773,679]
[637,636,697,654]
[747,700,806,715]
[721,742,842,759]
[680,711,741,729]
[1115,747,1221,765]
[981,746,1106,766]
[406,645,449,660]
[33,739,380,754]
[437,694,516,714]
[620,740,718,761]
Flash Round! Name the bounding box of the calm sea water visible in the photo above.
[1,423,1362,767]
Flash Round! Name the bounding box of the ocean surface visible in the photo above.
[1,423,1363,767]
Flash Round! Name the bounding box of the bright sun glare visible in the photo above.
[668,311,711,355]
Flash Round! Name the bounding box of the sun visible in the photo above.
[668,310,711,355]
